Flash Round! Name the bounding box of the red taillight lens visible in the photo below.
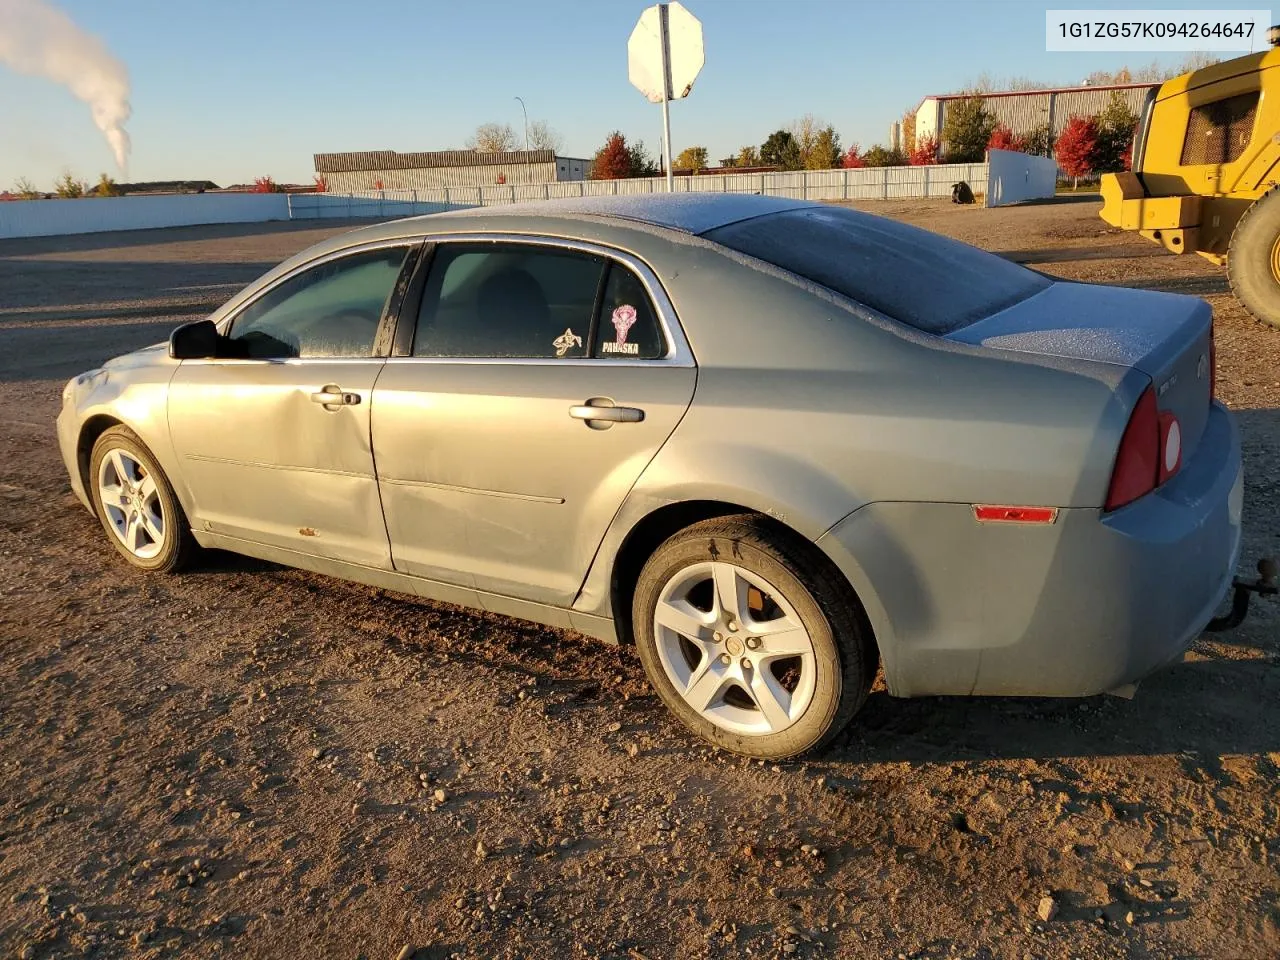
[1105,385,1160,511]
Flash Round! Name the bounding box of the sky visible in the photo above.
[0,0,1267,189]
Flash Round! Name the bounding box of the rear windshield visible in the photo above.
[703,206,1050,335]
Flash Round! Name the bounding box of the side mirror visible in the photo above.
[169,319,221,359]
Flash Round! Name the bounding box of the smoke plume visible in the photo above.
[0,0,132,170]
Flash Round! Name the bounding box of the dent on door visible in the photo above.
[168,360,390,567]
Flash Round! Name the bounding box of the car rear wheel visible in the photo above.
[1227,187,1280,330]
[90,426,198,573]
[632,515,875,759]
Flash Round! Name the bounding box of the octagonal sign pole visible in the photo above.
[628,2,704,192]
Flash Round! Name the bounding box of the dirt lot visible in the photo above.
[1,200,1277,960]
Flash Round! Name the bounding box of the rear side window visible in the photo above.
[414,244,604,358]
[704,206,1050,335]
[592,265,665,360]
[1180,91,1259,166]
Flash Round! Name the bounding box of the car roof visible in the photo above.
[417,192,816,236]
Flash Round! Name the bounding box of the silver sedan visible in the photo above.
[57,195,1243,758]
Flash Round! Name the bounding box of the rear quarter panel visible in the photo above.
[573,241,1133,624]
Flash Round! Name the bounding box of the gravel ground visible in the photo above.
[1,200,1277,960]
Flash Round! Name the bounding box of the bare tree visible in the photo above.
[467,122,517,153]
[527,120,563,153]
[13,177,40,199]
[1087,54,1219,86]
[966,72,1056,93]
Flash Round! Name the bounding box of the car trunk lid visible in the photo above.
[947,281,1214,461]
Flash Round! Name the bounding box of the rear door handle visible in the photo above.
[569,398,645,428]
[311,384,361,408]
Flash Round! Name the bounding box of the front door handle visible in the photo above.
[311,384,361,409]
[569,397,645,429]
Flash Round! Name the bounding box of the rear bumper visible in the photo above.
[819,402,1242,698]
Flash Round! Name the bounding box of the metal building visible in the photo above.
[313,150,589,192]
[915,82,1158,155]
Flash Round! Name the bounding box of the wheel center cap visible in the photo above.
[726,637,744,657]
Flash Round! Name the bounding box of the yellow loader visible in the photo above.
[1100,33,1280,329]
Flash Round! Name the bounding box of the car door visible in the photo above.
[167,241,419,568]
[371,237,697,605]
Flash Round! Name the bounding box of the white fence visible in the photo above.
[985,149,1059,208]
[0,156,1055,239]
[0,193,290,239]
[289,161,992,222]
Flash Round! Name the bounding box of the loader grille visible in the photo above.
[1180,92,1259,166]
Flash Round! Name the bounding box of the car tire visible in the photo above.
[89,425,199,573]
[1227,187,1280,330]
[632,515,876,759]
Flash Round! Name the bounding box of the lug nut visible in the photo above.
[727,620,738,632]
[745,637,761,650]
[719,654,731,665]
[713,632,723,643]
[740,658,752,670]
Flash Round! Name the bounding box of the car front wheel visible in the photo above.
[632,515,875,759]
[89,425,198,573]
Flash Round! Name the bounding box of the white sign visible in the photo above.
[628,2,705,103]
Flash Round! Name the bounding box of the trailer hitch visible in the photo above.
[1204,557,1278,632]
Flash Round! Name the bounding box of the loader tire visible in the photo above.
[1227,187,1280,330]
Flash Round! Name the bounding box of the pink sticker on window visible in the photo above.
[612,305,638,344]
[604,304,640,356]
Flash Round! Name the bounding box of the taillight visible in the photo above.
[1105,386,1159,511]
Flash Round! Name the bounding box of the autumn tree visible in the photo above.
[628,139,659,177]
[861,145,905,167]
[899,108,917,157]
[735,145,761,167]
[589,132,656,179]
[908,135,939,165]
[527,120,563,153]
[313,174,328,193]
[252,176,281,193]
[13,177,39,199]
[674,146,709,172]
[806,126,842,170]
[987,123,1026,153]
[760,130,801,170]
[1055,116,1098,187]
[95,173,122,197]
[841,144,865,168]
[941,96,997,162]
[590,132,632,179]
[54,172,86,198]
[468,122,516,153]
[1093,91,1139,173]
[1024,123,1053,157]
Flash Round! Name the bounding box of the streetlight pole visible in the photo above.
[513,96,530,152]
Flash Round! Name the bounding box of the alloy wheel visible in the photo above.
[97,448,166,560]
[652,560,817,736]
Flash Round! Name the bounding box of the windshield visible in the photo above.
[704,206,1051,335]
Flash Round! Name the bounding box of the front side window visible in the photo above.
[227,246,409,359]
[413,244,605,358]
